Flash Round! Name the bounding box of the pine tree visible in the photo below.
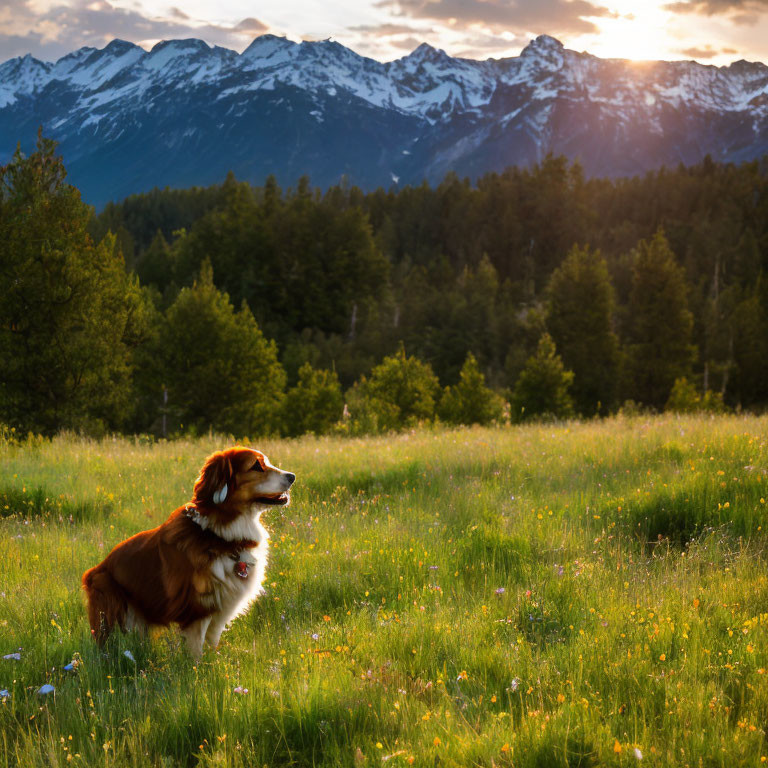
[509,334,574,422]
[158,261,285,435]
[0,132,147,434]
[547,245,619,415]
[728,289,768,406]
[622,230,696,409]
[439,353,503,425]
[350,345,440,431]
[283,364,343,436]
[136,229,174,290]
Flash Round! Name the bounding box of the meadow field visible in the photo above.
[0,415,767,767]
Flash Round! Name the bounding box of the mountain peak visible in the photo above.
[104,39,141,54]
[150,38,209,55]
[395,42,455,71]
[240,34,297,63]
[523,35,564,53]
[519,34,565,69]
[407,42,446,61]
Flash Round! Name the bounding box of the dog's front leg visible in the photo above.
[181,616,212,660]
[205,615,228,650]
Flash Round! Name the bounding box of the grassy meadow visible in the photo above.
[0,415,767,767]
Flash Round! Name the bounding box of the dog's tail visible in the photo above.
[82,565,127,645]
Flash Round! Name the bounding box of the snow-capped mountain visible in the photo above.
[2,34,768,206]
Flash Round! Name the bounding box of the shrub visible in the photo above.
[346,346,439,432]
[510,334,574,422]
[666,377,726,414]
[439,353,504,426]
[283,364,343,436]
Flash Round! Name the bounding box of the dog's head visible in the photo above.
[192,447,295,513]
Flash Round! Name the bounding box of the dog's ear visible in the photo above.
[192,451,234,507]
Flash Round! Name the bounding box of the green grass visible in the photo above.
[1,415,767,767]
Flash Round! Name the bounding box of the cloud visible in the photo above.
[454,32,528,56]
[665,0,768,19]
[376,0,616,36]
[232,18,269,36]
[344,17,527,61]
[0,0,271,62]
[678,44,721,57]
[348,22,430,35]
[388,35,426,50]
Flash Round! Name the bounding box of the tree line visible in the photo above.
[2,134,766,437]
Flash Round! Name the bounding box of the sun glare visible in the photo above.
[575,2,677,62]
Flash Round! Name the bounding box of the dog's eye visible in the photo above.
[252,462,264,473]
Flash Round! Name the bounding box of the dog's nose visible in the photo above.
[285,472,296,485]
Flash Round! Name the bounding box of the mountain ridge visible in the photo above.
[2,34,768,207]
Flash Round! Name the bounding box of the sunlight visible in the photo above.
[576,2,678,61]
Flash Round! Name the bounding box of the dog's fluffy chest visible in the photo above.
[195,508,270,621]
[205,540,269,618]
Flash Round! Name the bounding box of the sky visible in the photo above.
[2,0,768,66]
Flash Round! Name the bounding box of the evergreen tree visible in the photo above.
[547,245,619,415]
[0,132,147,434]
[622,231,696,409]
[509,334,574,422]
[136,229,174,290]
[349,345,439,431]
[728,289,768,406]
[283,363,343,436]
[439,353,504,425]
[158,261,285,435]
[172,173,268,309]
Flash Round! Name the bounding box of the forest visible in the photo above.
[2,134,767,436]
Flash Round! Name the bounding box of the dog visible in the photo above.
[82,447,294,658]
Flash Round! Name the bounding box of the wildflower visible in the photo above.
[429,565,438,571]
[0,689,10,700]
[38,684,55,695]
[311,633,319,641]
[124,650,136,663]
[323,615,331,622]
[495,587,505,595]
[233,686,249,695]
[634,747,643,760]
[63,662,75,672]
[501,743,510,753]
[3,653,20,661]
[457,670,468,681]
[613,740,622,754]
[508,677,520,692]
[433,737,441,747]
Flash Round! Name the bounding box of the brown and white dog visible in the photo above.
[82,447,294,658]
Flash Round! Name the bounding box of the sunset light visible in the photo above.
[3,0,768,765]
[2,0,768,64]
[572,1,678,62]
